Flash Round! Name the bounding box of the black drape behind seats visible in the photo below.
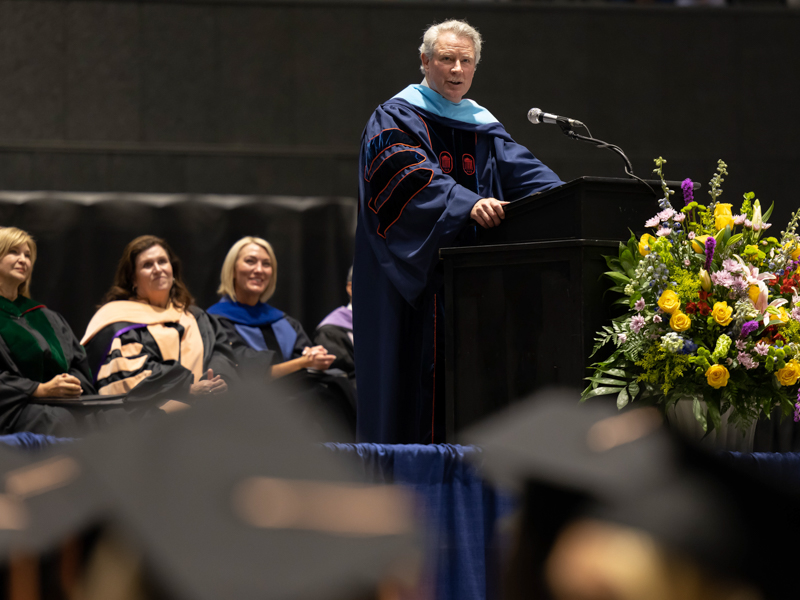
[0,193,356,337]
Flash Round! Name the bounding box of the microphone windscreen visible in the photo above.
[527,108,542,124]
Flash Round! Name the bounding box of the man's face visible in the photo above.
[421,32,475,103]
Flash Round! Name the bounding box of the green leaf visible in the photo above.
[617,387,630,409]
[587,377,628,386]
[583,386,625,399]
[714,228,726,243]
[706,402,721,432]
[604,271,631,285]
[763,202,774,223]
[612,297,630,306]
[603,368,630,378]
[722,225,732,244]
[692,398,708,432]
[628,381,640,399]
[727,233,743,246]
[620,249,635,274]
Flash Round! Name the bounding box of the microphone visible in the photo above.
[527,108,584,128]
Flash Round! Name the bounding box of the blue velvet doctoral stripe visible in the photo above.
[207,296,284,326]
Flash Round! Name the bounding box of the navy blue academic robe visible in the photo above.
[354,84,563,444]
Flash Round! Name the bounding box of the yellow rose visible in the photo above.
[670,311,691,332]
[691,234,711,253]
[711,301,733,326]
[715,214,734,231]
[705,364,730,389]
[638,233,655,256]
[658,290,681,314]
[713,203,733,217]
[776,361,800,386]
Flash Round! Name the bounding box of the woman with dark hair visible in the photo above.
[81,235,237,409]
[0,227,108,435]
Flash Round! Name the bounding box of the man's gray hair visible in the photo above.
[418,20,483,75]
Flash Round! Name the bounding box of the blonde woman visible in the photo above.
[0,227,98,434]
[207,236,335,378]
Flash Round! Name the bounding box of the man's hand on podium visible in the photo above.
[470,198,509,228]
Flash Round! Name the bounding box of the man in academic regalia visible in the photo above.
[353,19,564,444]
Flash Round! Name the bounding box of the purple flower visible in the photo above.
[688,232,696,240]
[681,179,694,206]
[653,315,663,324]
[754,342,770,356]
[618,333,627,344]
[704,236,716,270]
[738,352,759,370]
[792,306,800,322]
[795,394,800,423]
[684,258,690,266]
[735,339,746,351]
[740,320,759,338]
[732,277,748,293]
[656,227,672,237]
[673,213,686,223]
[734,214,746,226]
[645,216,661,228]
[631,315,646,333]
[680,340,698,355]
[634,298,646,312]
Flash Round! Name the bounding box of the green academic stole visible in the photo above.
[0,296,69,382]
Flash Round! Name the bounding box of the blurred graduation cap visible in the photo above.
[463,389,679,500]
[0,381,421,600]
[464,389,800,600]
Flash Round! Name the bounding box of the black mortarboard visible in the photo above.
[0,442,111,556]
[464,390,800,599]
[73,382,420,600]
[463,390,678,500]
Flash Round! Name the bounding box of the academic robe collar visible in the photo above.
[391,83,498,126]
[206,296,285,327]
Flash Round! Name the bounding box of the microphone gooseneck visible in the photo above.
[527,108,656,197]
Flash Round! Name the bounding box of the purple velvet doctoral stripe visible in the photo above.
[94,323,148,384]
[317,306,352,331]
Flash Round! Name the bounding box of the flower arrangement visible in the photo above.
[582,158,800,432]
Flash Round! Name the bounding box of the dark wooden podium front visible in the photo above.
[441,176,664,439]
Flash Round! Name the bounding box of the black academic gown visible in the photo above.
[0,307,122,436]
[217,314,356,440]
[85,307,239,403]
[313,325,355,380]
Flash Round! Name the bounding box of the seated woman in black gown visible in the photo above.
[82,235,237,411]
[0,227,102,435]
[207,236,335,376]
[207,237,356,438]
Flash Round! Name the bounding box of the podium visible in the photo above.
[440,177,666,439]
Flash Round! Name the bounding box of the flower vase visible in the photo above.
[666,399,756,452]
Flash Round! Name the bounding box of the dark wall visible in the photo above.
[0,1,798,273]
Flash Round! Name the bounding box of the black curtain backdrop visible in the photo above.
[0,1,798,330]
[0,193,356,337]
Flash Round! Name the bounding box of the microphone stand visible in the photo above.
[555,120,658,198]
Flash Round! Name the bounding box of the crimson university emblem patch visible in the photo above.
[462,154,475,176]
[439,151,453,174]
